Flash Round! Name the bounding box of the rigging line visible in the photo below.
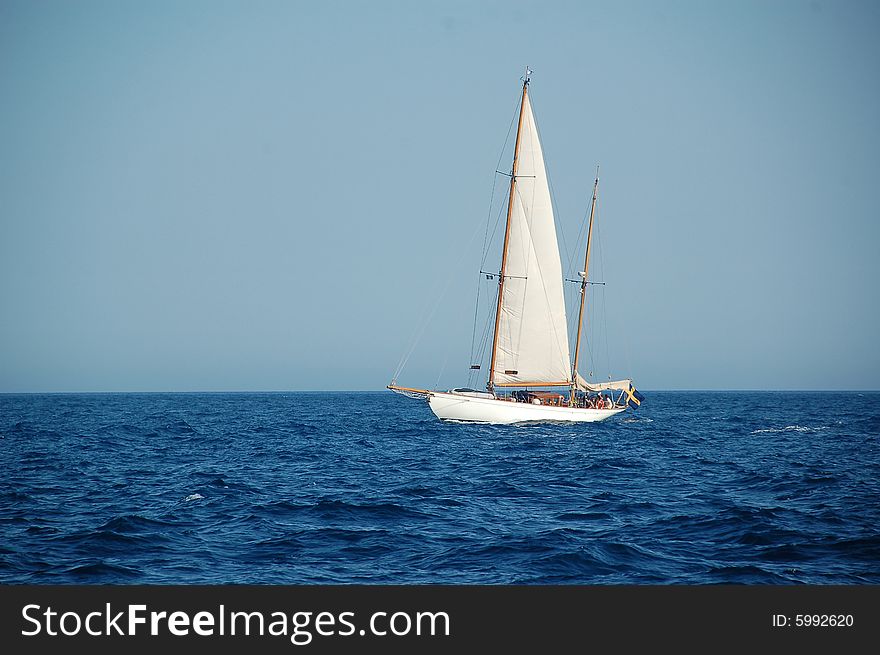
[480,92,524,264]
[392,274,455,383]
[476,281,496,367]
[469,281,495,389]
[544,159,572,284]
[595,206,612,380]
[479,278,496,351]
[480,196,508,271]
[582,179,607,384]
[565,195,591,280]
[396,87,524,385]
[469,270,483,367]
[391,201,494,383]
[566,220,585,281]
[602,284,611,379]
[566,281,583,362]
[435,350,449,390]
[470,284,496,389]
[596,204,606,289]
[593,202,633,380]
[393,293,434,382]
[590,205,607,378]
[480,176,499,263]
[566,209,589,377]
[586,282,596,380]
[622,321,634,380]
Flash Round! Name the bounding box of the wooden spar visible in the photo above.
[488,75,529,393]
[385,384,431,393]
[570,167,599,403]
[386,384,431,395]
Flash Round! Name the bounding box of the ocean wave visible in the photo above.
[389,484,440,498]
[705,564,791,584]
[309,499,430,520]
[199,476,260,494]
[64,561,143,579]
[98,515,175,532]
[0,490,31,502]
[24,525,59,535]
[480,480,537,497]
[53,529,151,550]
[751,425,829,434]
[826,535,880,560]
[556,511,614,522]
[530,549,615,577]
[3,391,879,584]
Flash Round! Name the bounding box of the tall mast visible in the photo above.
[488,69,530,393]
[570,166,599,400]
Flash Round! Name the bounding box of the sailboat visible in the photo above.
[388,69,643,424]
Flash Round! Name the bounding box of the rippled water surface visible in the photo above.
[1,391,878,583]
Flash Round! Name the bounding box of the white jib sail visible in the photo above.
[494,92,571,386]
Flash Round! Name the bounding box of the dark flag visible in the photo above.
[625,383,645,409]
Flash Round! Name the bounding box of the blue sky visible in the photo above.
[1,0,878,392]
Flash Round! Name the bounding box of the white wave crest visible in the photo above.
[751,425,829,435]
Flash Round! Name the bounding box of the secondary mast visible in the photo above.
[570,167,599,402]
[487,67,530,394]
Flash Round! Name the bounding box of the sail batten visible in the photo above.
[492,91,571,387]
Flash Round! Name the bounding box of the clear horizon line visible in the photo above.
[1,388,878,395]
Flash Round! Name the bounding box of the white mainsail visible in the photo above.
[493,92,571,386]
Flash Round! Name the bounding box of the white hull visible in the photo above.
[427,391,625,424]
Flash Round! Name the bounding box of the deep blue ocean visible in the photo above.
[1,391,878,584]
